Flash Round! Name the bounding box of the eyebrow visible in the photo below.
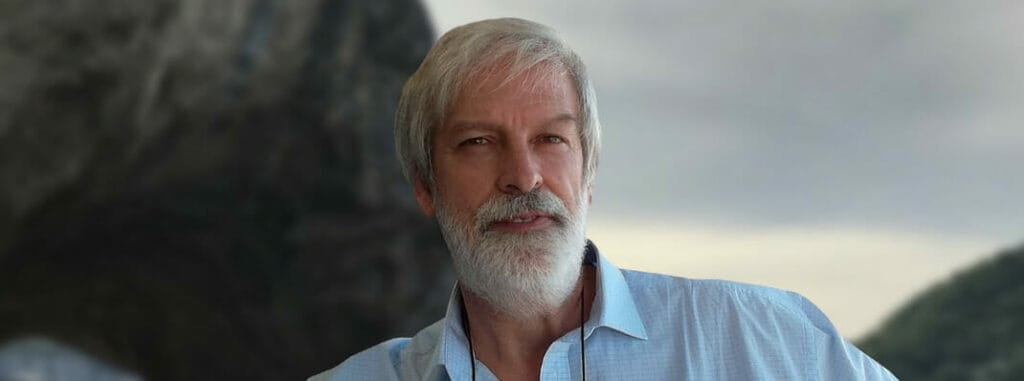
[448,113,578,133]
[545,113,579,127]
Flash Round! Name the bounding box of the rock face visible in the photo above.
[0,0,454,379]
[859,244,1024,381]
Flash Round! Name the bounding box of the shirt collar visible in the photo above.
[432,286,472,379]
[432,240,649,374]
[585,240,649,340]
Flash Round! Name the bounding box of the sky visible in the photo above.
[421,0,1024,339]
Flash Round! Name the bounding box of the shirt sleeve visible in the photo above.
[793,293,899,380]
[308,339,408,381]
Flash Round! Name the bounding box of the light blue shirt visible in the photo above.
[311,242,897,380]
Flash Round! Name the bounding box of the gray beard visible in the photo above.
[435,189,588,319]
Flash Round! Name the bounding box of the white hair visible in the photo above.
[435,188,588,318]
[394,17,601,189]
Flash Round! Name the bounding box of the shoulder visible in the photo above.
[308,338,408,381]
[618,269,897,379]
[622,267,799,302]
[308,320,445,381]
[621,269,840,336]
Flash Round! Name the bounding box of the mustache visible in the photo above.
[474,190,570,232]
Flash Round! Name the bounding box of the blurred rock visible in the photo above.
[0,0,453,380]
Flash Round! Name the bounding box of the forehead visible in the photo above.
[465,60,571,96]
[446,63,579,124]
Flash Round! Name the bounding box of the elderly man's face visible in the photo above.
[412,64,590,316]
[415,64,587,233]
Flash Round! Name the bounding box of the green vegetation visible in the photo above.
[859,243,1024,380]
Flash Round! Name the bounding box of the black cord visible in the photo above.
[464,298,477,381]
[581,280,587,381]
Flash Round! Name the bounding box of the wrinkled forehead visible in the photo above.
[440,66,580,138]
[446,60,578,121]
[463,58,570,95]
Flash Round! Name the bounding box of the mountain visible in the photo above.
[0,0,454,379]
[858,243,1024,380]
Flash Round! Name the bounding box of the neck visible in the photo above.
[460,265,596,381]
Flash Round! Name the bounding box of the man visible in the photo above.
[312,18,896,380]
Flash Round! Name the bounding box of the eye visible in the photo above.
[459,137,489,147]
[541,135,566,144]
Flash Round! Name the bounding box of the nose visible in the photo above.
[497,145,542,194]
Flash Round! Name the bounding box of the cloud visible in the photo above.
[559,0,1024,241]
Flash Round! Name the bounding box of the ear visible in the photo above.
[586,183,594,205]
[413,178,437,217]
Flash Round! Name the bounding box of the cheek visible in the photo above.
[540,157,585,202]
[436,167,491,211]
[540,151,584,181]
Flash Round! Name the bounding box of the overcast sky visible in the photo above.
[421,0,1023,338]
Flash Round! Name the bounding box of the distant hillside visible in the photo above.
[859,243,1024,380]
